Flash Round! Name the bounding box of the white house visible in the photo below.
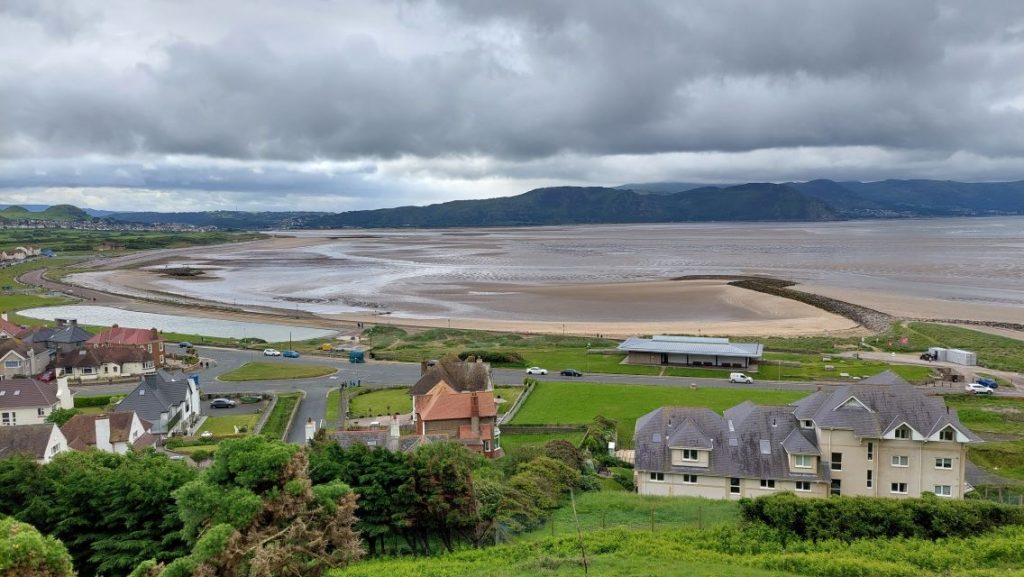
[61,411,157,453]
[114,373,201,436]
[0,423,69,464]
[0,376,73,427]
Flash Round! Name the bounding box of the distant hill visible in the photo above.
[615,182,735,194]
[787,179,1024,217]
[108,210,323,230]
[0,204,91,221]
[304,184,839,228]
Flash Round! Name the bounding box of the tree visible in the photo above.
[44,408,79,427]
[138,437,363,577]
[0,517,74,577]
[411,442,481,552]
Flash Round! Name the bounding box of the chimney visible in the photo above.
[56,376,73,410]
[95,417,113,452]
[0,312,6,321]
[69,319,77,326]
[420,361,429,375]
[304,417,316,444]
[470,393,480,436]
[56,318,66,327]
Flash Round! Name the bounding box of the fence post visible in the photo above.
[650,508,655,532]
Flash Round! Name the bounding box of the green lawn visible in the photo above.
[348,387,411,418]
[889,322,1024,373]
[759,352,935,384]
[219,362,336,381]
[260,392,301,439]
[197,414,258,436]
[944,394,1024,481]
[325,389,342,423]
[526,492,740,538]
[510,382,806,447]
[493,386,523,414]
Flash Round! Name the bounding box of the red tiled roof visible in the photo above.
[457,423,494,442]
[88,326,162,346]
[0,317,25,336]
[418,389,497,422]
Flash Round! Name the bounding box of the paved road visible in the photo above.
[70,345,827,444]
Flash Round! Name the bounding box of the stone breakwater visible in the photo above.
[728,278,894,333]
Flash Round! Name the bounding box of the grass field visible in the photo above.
[347,385,524,419]
[197,414,259,436]
[325,389,342,423]
[218,362,336,381]
[260,392,301,439]
[759,352,935,384]
[526,492,740,538]
[500,431,586,453]
[946,394,1024,481]
[510,382,806,447]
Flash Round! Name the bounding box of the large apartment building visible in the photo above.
[635,371,981,499]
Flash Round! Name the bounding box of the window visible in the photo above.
[890,482,908,494]
[650,472,665,482]
[682,449,699,461]
[795,481,811,491]
[867,470,873,488]
[50,444,60,456]
[939,429,955,441]
[37,408,45,417]
[867,442,873,461]
[934,485,952,497]
[759,479,775,489]
[830,452,842,471]
[830,480,841,496]
[682,474,698,484]
[894,426,911,439]
[483,440,491,452]
[935,457,953,469]
[4,360,19,368]
[801,419,813,429]
[891,455,909,467]
[794,454,813,468]
[82,367,93,374]
[729,478,740,494]
[1,412,14,426]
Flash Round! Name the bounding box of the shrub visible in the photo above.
[0,517,74,577]
[74,395,113,408]
[457,350,526,364]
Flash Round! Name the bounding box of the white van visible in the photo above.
[729,372,753,384]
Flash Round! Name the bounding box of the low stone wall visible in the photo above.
[498,381,534,424]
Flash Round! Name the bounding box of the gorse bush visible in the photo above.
[740,492,1024,542]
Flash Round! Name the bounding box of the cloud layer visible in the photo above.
[3,1,1024,211]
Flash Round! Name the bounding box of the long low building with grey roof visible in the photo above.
[634,371,980,500]
[618,335,763,368]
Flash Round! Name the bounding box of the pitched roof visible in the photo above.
[0,424,58,460]
[114,373,194,432]
[634,405,828,483]
[417,389,497,422]
[0,338,46,360]
[0,317,26,336]
[781,429,820,456]
[59,347,153,368]
[330,430,446,452]
[409,360,492,396]
[88,325,162,346]
[791,374,982,442]
[618,336,763,357]
[0,378,58,409]
[61,412,145,448]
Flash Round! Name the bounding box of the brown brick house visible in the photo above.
[414,383,502,458]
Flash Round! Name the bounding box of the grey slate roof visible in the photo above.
[781,429,820,455]
[635,404,827,482]
[114,372,192,432]
[330,430,446,452]
[618,336,763,357]
[0,424,56,460]
[410,360,492,397]
[25,324,93,346]
[791,371,982,442]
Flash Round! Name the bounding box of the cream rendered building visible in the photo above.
[635,372,980,500]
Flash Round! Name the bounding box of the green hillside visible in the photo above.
[0,204,91,221]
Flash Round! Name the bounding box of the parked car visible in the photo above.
[263,348,282,356]
[560,368,583,377]
[729,372,754,384]
[283,350,300,358]
[526,367,548,375]
[975,377,999,389]
[179,341,193,348]
[965,383,995,395]
[209,398,237,408]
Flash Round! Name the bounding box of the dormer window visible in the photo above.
[939,428,955,441]
[801,420,813,429]
[682,449,699,461]
[894,426,911,440]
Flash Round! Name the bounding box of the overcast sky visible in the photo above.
[3,0,1024,212]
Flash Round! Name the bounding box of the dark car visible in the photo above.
[976,377,999,389]
[209,398,237,409]
[179,341,193,348]
[560,369,583,377]
[283,350,300,358]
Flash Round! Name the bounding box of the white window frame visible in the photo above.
[682,449,699,461]
[939,429,955,441]
[682,474,698,484]
[1,412,14,426]
[650,472,665,482]
[894,426,911,440]
[4,360,20,368]
[729,478,741,494]
[935,457,953,469]
[759,479,775,489]
[934,485,952,497]
[795,481,811,492]
[801,419,813,429]
[890,482,908,494]
[830,452,842,471]
[794,454,813,469]
[867,442,873,461]
[37,407,45,417]
[891,455,910,467]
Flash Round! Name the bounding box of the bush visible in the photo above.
[740,492,1024,542]
[74,395,113,408]
[0,517,74,577]
[457,350,526,365]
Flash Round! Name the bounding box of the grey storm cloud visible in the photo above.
[2,0,1024,210]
